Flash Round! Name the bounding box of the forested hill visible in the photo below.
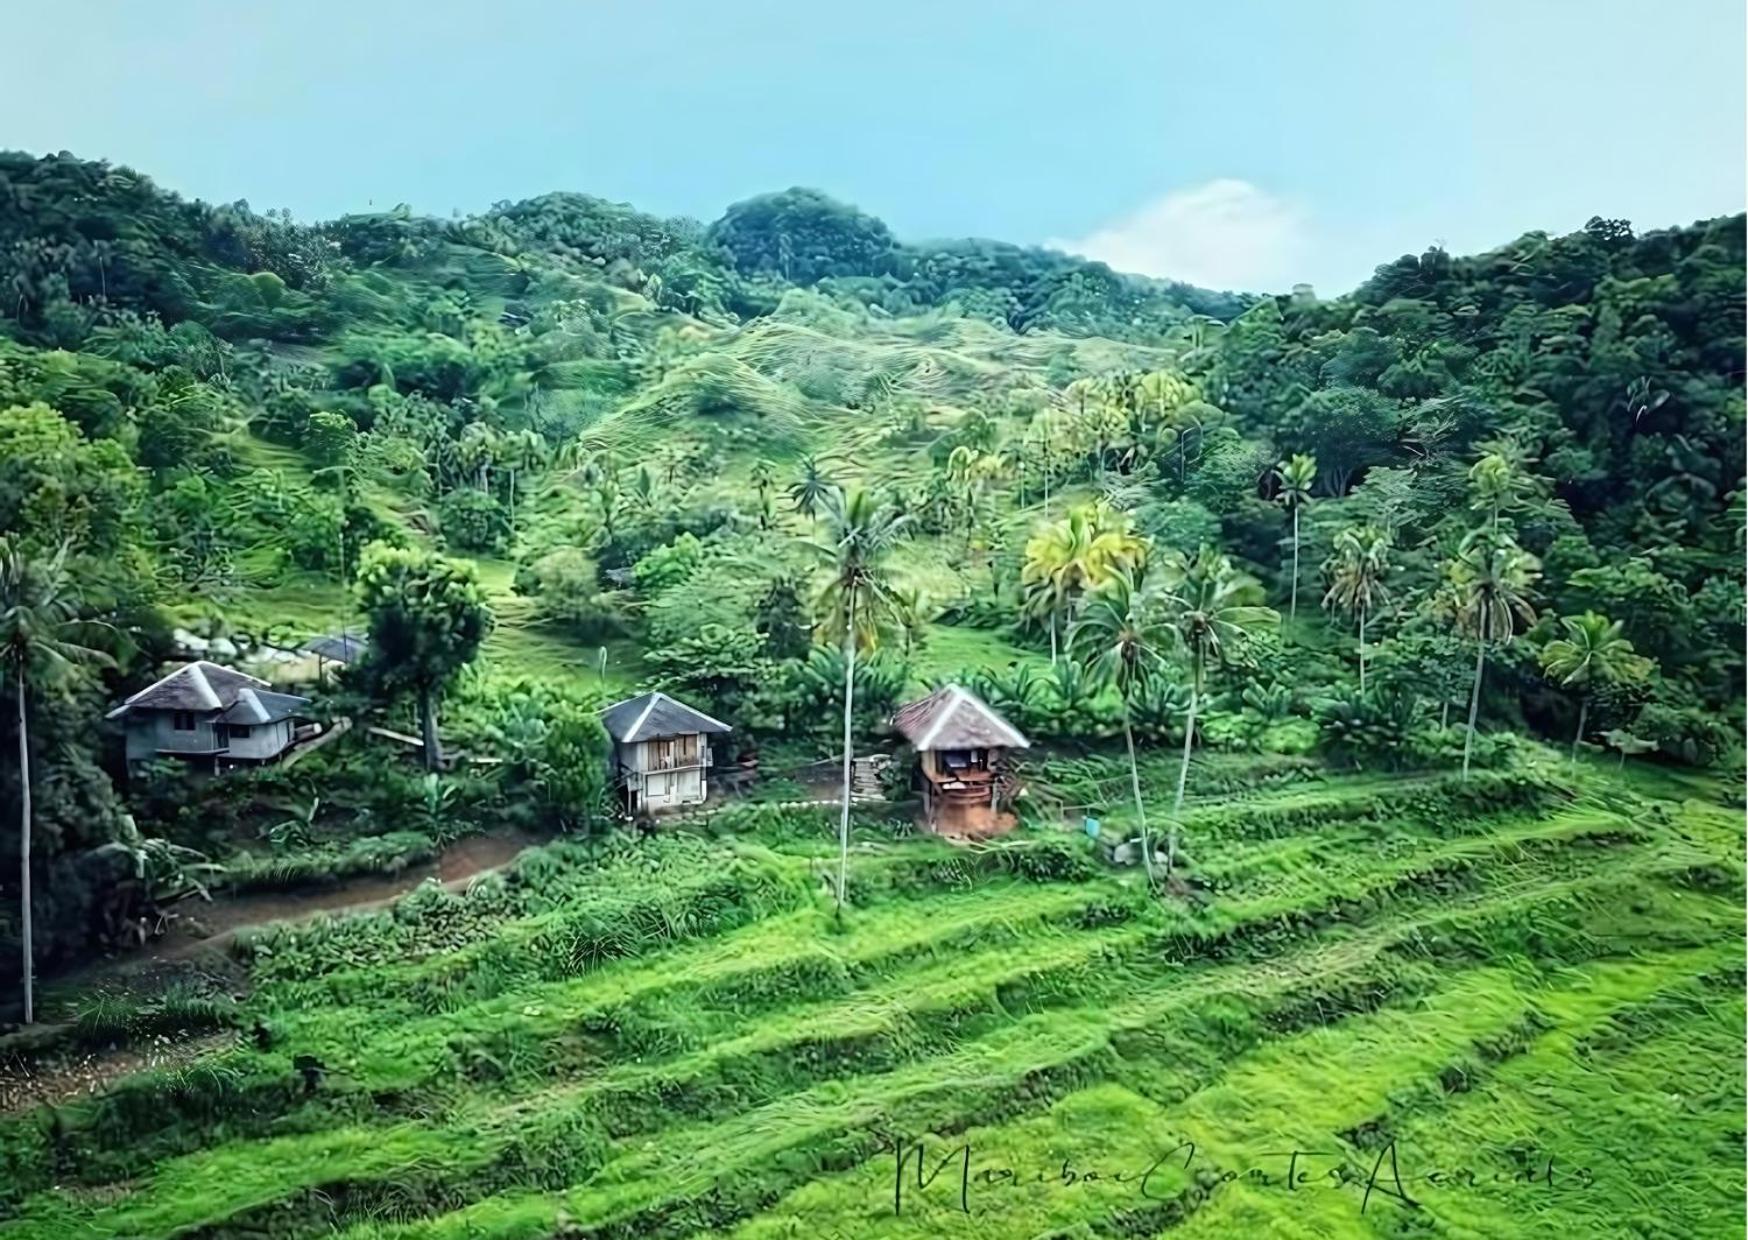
[0,155,1248,343]
[0,148,1742,976]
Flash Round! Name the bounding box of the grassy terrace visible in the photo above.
[0,758,1740,1239]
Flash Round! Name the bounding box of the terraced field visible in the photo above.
[1,759,1741,1238]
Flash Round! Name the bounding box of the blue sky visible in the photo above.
[6,1,1742,294]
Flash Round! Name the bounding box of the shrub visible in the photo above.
[439,487,510,553]
[514,547,627,639]
[631,531,707,592]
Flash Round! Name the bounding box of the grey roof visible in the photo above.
[601,691,731,743]
[305,632,368,663]
[223,688,310,725]
[106,661,271,719]
[892,685,1030,752]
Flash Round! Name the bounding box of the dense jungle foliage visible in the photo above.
[0,148,1741,977]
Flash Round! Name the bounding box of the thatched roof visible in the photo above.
[892,685,1030,752]
[107,661,308,721]
[601,691,731,743]
[224,688,309,724]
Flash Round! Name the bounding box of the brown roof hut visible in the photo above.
[891,684,1030,838]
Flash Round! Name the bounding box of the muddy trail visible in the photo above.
[0,829,545,1115]
[155,830,540,960]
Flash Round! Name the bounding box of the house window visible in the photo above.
[941,748,988,772]
[230,724,252,739]
[172,711,197,732]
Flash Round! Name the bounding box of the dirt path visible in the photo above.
[155,829,541,960]
[52,829,544,985]
[0,1032,236,1114]
[0,830,547,1115]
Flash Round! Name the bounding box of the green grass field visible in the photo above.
[1,754,1740,1239]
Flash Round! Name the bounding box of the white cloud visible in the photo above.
[1048,179,1313,293]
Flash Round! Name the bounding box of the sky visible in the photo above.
[5,1,1743,295]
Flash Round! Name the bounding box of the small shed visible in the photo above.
[892,684,1031,838]
[601,691,731,814]
[302,631,368,683]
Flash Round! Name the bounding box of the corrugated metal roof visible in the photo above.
[305,632,368,662]
[891,685,1030,751]
[601,691,732,743]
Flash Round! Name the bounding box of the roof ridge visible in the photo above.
[915,684,966,752]
[627,693,662,743]
[187,663,221,711]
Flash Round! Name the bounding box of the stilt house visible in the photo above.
[892,684,1030,837]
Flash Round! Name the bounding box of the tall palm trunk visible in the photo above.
[1121,704,1155,886]
[1357,604,1367,694]
[1462,630,1486,782]
[419,684,442,771]
[1048,612,1058,666]
[836,585,857,912]
[1288,506,1300,624]
[1169,660,1202,879]
[17,674,33,1025]
[1569,696,1588,767]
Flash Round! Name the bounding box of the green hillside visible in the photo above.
[0,152,1742,1237]
[0,760,1740,1237]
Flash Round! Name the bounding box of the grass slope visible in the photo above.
[0,756,1739,1239]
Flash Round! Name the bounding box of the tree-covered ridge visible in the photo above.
[0,146,1742,1240]
[0,145,1741,988]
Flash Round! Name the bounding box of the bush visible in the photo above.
[439,488,509,553]
[302,410,356,466]
[514,547,627,639]
[222,831,441,893]
[631,531,707,592]
[468,680,613,835]
[1633,700,1739,767]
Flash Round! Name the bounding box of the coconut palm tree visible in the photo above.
[1322,525,1392,693]
[1030,414,1064,519]
[1448,528,1540,780]
[814,489,908,913]
[497,429,547,537]
[1157,546,1278,870]
[787,454,834,525]
[1273,453,1316,622]
[944,445,986,532]
[1467,451,1536,532]
[1540,612,1643,766]
[1,540,114,1024]
[1021,503,1144,665]
[1068,562,1173,885]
